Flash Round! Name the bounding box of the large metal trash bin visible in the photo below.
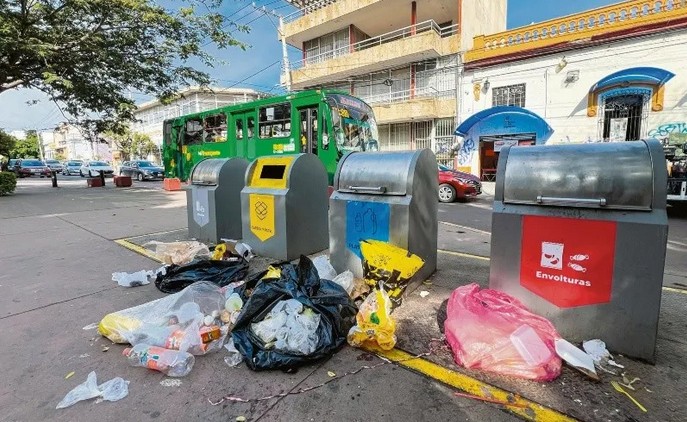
[240,154,328,261]
[186,158,248,244]
[329,150,438,282]
[490,139,668,361]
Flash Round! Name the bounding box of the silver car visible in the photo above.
[62,160,83,175]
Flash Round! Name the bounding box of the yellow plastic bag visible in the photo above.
[360,240,424,308]
[347,283,396,351]
[211,243,227,260]
[98,314,143,344]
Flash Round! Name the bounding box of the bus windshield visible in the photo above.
[325,93,379,153]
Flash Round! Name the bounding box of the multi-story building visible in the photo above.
[50,123,110,161]
[454,0,687,178]
[281,0,507,166]
[132,86,269,147]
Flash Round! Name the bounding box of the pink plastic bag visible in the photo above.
[444,284,562,381]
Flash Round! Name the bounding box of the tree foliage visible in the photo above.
[10,129,40,158]
[0,0,247,127]
[105,126,155,160]
[0,129,18,157]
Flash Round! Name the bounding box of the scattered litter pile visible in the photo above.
[71,236,647,414]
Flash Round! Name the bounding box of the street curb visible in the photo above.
[366,346,576,422]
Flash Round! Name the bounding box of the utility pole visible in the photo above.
[250,2,291,92]
[37,131,45,161]
[279,15,292,92]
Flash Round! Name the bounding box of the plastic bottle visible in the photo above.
[123,344,195,377]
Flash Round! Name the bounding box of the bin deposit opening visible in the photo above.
[260,165,286,180]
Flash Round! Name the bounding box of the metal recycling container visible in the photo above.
[490,139,668,362]
[329,150,438,282]
[186,158,248,244]
[240,154,329,261]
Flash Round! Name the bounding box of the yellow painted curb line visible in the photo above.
[662,286,687,295]
[114,238,163,263]
[367,346,576,422]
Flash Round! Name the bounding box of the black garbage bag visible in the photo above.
[232,256,357,371]
[155,258,249,294]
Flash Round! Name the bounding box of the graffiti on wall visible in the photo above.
[648,122,687,141]
[458,137,476,165]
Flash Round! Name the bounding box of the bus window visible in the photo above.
[203,114,227,143]
[235,118,244,139]
[247,116,255,138]
[259,103,291,139]
[163,121,172,145]
[185,118,203,145]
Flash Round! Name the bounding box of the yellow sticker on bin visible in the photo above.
[249,193,276,241]
[249,156,294,189]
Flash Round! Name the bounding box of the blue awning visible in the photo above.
[454,106,553,143]
[590,67,675,92]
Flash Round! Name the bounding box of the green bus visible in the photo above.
[162,89,380,183]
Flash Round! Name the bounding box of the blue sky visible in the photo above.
[0,0,621,132]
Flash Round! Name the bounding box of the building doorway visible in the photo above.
[478,134,535,181]
[601,94,646,141]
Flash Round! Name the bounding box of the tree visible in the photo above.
[104,126,155,160]
[132,133,157,159]
[0,129,18,157]
[0,1,247,127]
[10,130,40,158]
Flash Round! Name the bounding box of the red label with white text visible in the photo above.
[520,216,616,308]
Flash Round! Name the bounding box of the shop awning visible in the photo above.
[454,106,553,144]
[590,67,675,93]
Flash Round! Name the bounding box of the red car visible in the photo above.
[13,159,52,178]
[438,165,482,203]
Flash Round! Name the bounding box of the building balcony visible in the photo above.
[465,0,687,64]
[283,20,459,89]
[366,87,455,124]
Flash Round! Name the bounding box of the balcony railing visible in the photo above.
[467,0,687,62]
[292,20,459,70]
[363,86,454,106]
[284,0,341,23]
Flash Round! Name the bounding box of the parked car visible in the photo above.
[119,160,165,181]
[62,160,84,175]
[14,159,52,178]
[438,164,482,203]
[80,161,114,177]
[44,159,63,173]
[6,159,18,172]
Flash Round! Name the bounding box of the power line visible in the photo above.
[224,60,281,89]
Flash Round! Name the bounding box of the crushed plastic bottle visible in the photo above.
[123,344,195,377]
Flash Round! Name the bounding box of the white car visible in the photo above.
[80,161,114,177]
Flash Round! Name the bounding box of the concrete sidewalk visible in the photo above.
[0,179,511,422]
[2,178,686,421]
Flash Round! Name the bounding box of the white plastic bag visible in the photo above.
[251,299,320,355]
[99,377,130,402]
[223,338,243,367]
[56,372,101,409]
[332,271,355,295]
[56,372,129,409]
[112,270,153,287]
[312,255,337,280]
